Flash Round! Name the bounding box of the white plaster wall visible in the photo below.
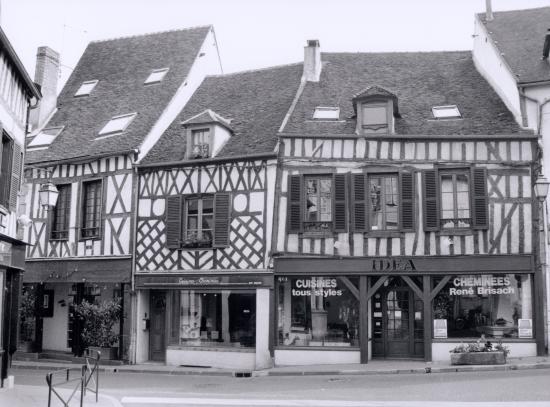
[431,342,536,362]
[166,348,256,370]
[42,284,71,352]
[472,16,523,126]
[274,350,361,366]
[135,289,150,363]
[137,28,223,163]
[212,125,231,157]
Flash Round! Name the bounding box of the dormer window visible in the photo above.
[189,128,210,159]
[432,105,461,119]
[97,113,136,137]
[74,80,98,97]
[144,68,169,84]
[361,103,390,133]
[313,107,340,120]
[352,86,398,136]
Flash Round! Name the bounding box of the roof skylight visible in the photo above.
[74,80,98,97]
[144,68,169,84]
[313,107,340,120]
[28,127,64,148]
[432,105,461,119]
[98,113,136,136]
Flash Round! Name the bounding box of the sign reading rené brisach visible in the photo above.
[135,274,273,288]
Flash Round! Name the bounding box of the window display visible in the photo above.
[168,290,255,348]
[277,276,359,347]
[432,274,533,339]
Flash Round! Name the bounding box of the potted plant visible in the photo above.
[74,299,121,360]
[449,335,510,365]
[18,288,36,352]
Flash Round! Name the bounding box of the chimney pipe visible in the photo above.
[303,39,321,82]
[485,0,494,22]
[30,46,59,131]
[543,30,550,60]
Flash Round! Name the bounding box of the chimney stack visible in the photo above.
[485,0,494,22]
[303,39,321,82]
[543,30,550,60]
[30,46,59,130]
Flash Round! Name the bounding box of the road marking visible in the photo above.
[120,397,550,406]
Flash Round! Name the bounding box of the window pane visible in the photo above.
[277,277,360,347]
[82,180,101,238]
[369,175,399,231]
[306,179,319,221]
[362,106,387,125]
[432,274,533,339]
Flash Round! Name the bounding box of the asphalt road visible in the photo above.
[12,367,550,406]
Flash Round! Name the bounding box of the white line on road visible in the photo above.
[120,397,550,406]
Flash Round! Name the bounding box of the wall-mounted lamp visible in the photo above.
[27,166,59,209]
[534,175,550,202]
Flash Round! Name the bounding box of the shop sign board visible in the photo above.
[518,319,533,338]
[136,274,273,288]
[448,276,514,296]
[289,278,343,297]
[433,319,448,338]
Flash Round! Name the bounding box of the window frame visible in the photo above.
[187,127,211,159]
[50,183,71,241]
[303,175,333,234]
[97,113,137,137]
[80,179,103,240]
[356,99,394,135]
[439,169,471,230]
[431,105,462,119]
[182,194,214,248]
[367,173,400,232]
[74,80,98,97]
[144,68,169,85]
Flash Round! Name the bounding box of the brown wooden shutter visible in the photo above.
[351,173,367,232]
[471,167,489,230]
[333,173,348,232]
[287,174,303,233]
[0,137,13,207]
[213,192,231,247]
[422,169,439,231]
[9,142,22,211]
[400,171,414,232]
[165,196,182,249]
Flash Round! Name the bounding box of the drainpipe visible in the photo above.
[129,149,140,364]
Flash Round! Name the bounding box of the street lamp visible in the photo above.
[534,176,550,202]
[38,181,59,208]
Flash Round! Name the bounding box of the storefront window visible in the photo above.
[432,274,533,339]
[168,290,256,348]
[277,276,360,347]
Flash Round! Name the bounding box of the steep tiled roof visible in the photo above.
[26,26,212,164]
[478,7,550,84]
[142,63,303,164]
[283,51,526,136]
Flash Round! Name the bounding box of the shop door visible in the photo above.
[372,279,424,359]
[150,291,166,361]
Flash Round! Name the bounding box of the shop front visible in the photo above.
[134,273,273,370]
[274,255,539,365]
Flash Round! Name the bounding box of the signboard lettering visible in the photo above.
[449,276,514,296]
[371,259,416,272]
[291,278,342,297]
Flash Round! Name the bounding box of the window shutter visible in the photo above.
[333,173,348,232]
[9,142,22,211]
[400,171,414,232]
[287,174,303,233]
[351,173,367,232]
[471,167,489,230]
[213,192,231,247]
[422,169,439,231]
[165,196,182,249]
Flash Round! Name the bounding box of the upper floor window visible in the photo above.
[369,174,399,231]
[423,167,488,232]
[361,103,389,133]
[98,113,136,137]
[144,68,169,84]
[0,133,13,207]
[81,180,102,239]
[189,128,210,159]
[50,184,71,240]
[432,105,461,119]
[74,80,98,97]
[165,193,231,249]
[304,176,332,233]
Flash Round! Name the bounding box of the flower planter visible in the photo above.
[450,351,506,365]
[87,346,118,360]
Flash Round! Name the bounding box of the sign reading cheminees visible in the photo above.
[449,276,514,296]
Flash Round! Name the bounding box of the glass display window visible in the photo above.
[276,276,360,347]
[432,274,533,339]
[168,290,256,348]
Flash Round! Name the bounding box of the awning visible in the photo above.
[23,258,131,283]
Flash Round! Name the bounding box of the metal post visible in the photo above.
[80,365,86,406]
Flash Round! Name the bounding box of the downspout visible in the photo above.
[129,148,139,364]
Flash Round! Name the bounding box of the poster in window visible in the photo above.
[42,289,54,318]
[518,319,533,338]
[433,319,447,338]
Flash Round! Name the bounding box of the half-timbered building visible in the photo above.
[272,41,541,365]
[0,26,41,386]
[23,27,222,359]
[133,63,302,368]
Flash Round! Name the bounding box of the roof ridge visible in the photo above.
[477,5,550,17]
[90,25,212,44]
[206,62,302,78]
[322,50,471,56]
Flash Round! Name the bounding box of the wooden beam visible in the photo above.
[401,276,423,300]
[366,276,389,300]
[430,275,452,301]
[339,276,359,299]
[422,275,432,362]
[359,276,368,364]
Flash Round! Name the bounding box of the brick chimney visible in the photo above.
[30,46,59,130]
[485,0,494,22]
[303,39,321,82]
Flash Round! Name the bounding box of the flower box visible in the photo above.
[450,351,506,365]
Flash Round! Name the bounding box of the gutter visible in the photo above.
[26,149,138,167]
[136,152,277,169]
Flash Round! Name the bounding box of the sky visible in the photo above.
[2,0,550,90]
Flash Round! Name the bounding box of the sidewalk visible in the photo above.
[0,384,120,407]
[11,355,550,377]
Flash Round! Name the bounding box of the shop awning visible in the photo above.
[23,258,131,283]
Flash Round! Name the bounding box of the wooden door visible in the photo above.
[150,291,166,361]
